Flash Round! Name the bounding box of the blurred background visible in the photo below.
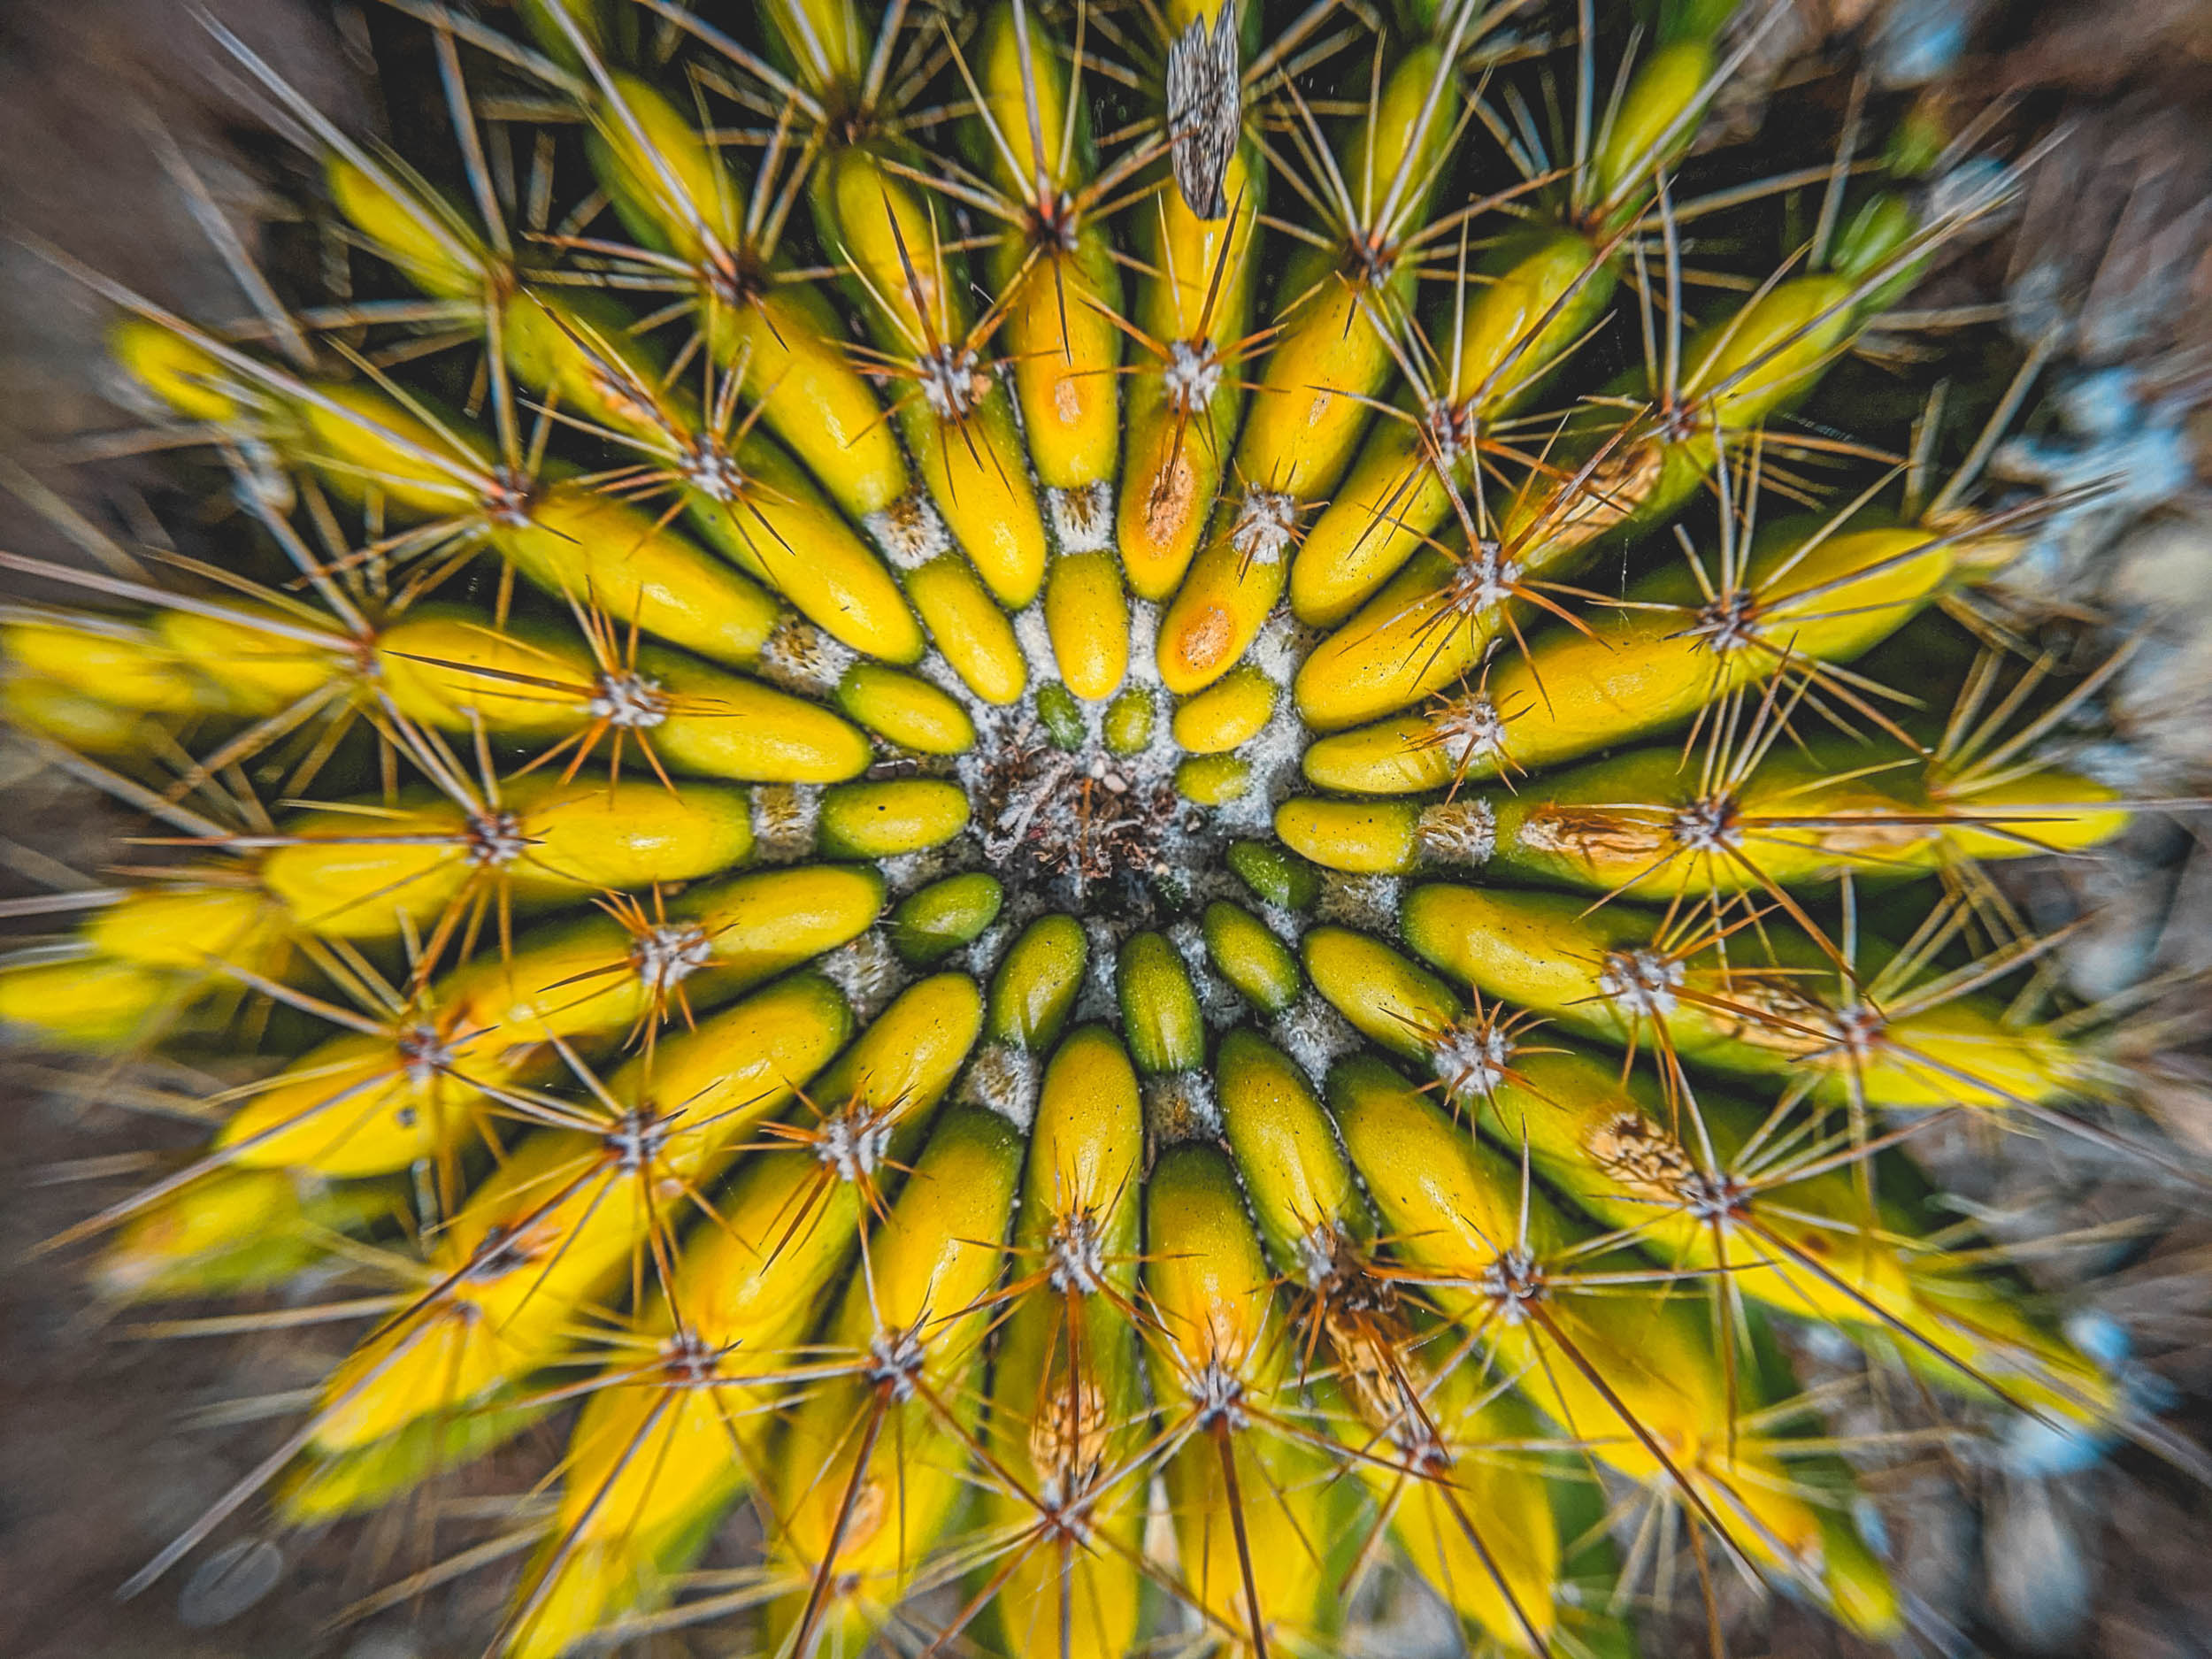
[3,2,2212,1655]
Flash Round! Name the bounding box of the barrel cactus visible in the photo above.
[0,0,2196,1654]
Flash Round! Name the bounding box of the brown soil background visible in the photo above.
[4,3,2212,1655]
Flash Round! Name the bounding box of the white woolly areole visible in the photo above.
[818,931,906,1023]
[1292,1225,1342,1290]
[1229,488,1299,565]
[1686,587,1760,656]
[1075,915,1125,1025]
[1184,1359,1249,1431]
[1432,691,1508,770]
[878,846,956,893]
[1669,795,1740,853]
[814,1105,896,1182]
[1048,482,1117,553]
[1432,1018,1513,1104]
[1047,1210,1110,1295]
[918,343,987,419]
[1274,993,1362,1084]
[1448,539,1520,617]
[866,493,954,572]
[962,1040,1039,1128]
[396,1023,456,1088]
[631,922,713,994]
[677,438,747,503]
[1163,337,1225,413]
[465,810,529,869]
[963,918,1013,979]
[588,670,668,729]
[864,1324,926,1400]
[750,785,821,864]
[1598,947,1684,1018]
[1417,801,1496,864]
[1012,603,1060,688]
[1123,600,1164,688]
[1479,1247,1545,1325]
[1145,1069,1220,1142]
[1424,396,1477,468]
[1247,611,1304,690]
[757,618,856,695]
[1317,873,1402,932]
[1171,918,1241,1028]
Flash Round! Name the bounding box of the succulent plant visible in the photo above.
[0,0,2195,1655]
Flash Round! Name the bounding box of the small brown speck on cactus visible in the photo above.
[3,1,2208,1656]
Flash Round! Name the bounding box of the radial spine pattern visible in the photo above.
[0,0,2193,1655]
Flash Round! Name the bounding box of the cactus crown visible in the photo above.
[1,1,2196,1656]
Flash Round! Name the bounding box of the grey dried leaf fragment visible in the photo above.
[1165,10,1240,220]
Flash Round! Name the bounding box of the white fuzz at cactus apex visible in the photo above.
[1,1,2208,1657]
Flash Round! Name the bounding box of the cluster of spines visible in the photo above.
[0,0,2195,1656]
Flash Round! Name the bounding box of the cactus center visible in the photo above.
[19,2,2159,1650]
[972,716,1198,909]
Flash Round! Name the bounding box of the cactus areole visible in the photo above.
[0,2,2186,1657]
